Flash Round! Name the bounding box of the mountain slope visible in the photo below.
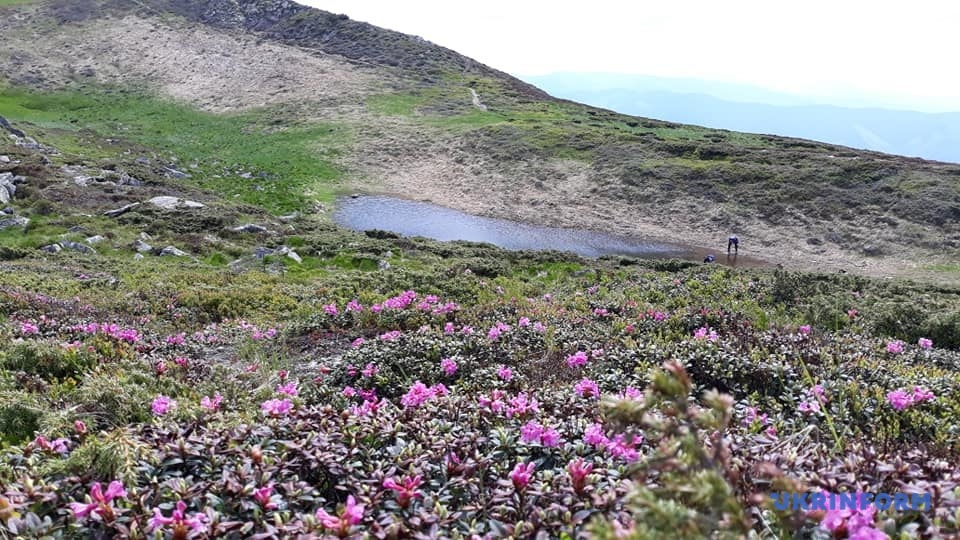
[1,0,959,282]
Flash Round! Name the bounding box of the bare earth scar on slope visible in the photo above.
[0,15,381,112]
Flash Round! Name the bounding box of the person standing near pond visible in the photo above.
[727,235,739,254]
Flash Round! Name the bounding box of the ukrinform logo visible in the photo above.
[770,492,932,512]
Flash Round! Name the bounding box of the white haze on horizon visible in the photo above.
[299,0,960,113]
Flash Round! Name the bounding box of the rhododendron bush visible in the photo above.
[2,255,959,538]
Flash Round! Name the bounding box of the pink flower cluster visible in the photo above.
[31,435,70,455]
[381,290,417,310]
[644,310,669,322]
[383,475,423,508]
[886,340,905,354]
[378,330,401,341]
[68,481,126,522]
[152,395,176,416]
[799,384,827,414]
[694,326,719,341]
[400,381,447,409]
[886,386,936,410]
[566,351,589,368]
[315,495,364,535]
[75,322,141,343]
[583,423,642,462]
[510,462,535,491]
[574,378,600,398]
[478,390,539,417]
[147,500,208,535]
[346,299,363,312]
[918,337,933,349]
[200,393,223,412]
[807,491,886,539]
[323,303,339,315]
[19,321,39,335]
[261,398,293,417]
[440,358,458,376]
[277,381,298,397]
[567,458,594,495]
[742,406,777,437]
[497,365,513,381]
[487,321,512,341]
[520,420,562,447]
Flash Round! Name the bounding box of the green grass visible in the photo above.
[0,84,347,213]
[366,93,427,116]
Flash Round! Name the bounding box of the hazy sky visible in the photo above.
[299,1,960,111]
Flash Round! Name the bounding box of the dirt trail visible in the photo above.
[470,88,487,111]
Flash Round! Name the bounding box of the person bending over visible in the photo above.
[728,235,739,254]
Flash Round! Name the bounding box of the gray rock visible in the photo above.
[806,237,823,245]
[230,223,268,234]
[277,212,300,222]
[286,250,302,263]
[135,156,151,165]
[61,241,96,254]
[0,156,9,163]
[0,207,10,214]
[254,246,275,259]
[39,243,62,253]
[103,202,140,218]
[132,239,153,253]
[147,196,204,210]
[85,235,106,244]
[67,226,89,234]
[133,253,145,261]
[862,245,883,256]
[159,245,188,257]
[139,232,152,240]
[378,259,391,270]
[0,216,28,230]
[162,167,190,179]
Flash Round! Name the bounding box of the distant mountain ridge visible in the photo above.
[524,73,960,163]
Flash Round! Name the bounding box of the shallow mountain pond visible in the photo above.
[333,196,766,267]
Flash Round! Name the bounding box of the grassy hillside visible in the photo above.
[1,0,960,538]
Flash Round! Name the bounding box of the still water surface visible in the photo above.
[333,196,765,267]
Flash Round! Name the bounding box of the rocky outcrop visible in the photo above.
[147,196,205,210]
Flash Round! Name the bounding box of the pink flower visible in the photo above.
[593,307,609,317]
[261,398,293,417]
[583,423,609,446]
[886,340,904,354]
[799,325,811,335]
[351,337,365,348]
[346,299,363,312]
[574,378,600,398]
[323,303,339,315]
[848,527,889,540]
[809,384,827,403]
[401,381,446,409]
[173,356,188,367]
[74,420,87,434]
[362,363,378,378]
[165,333,185,345]
[147,500,208,535]
[509,462,535,491]
[487,326,502,341]
[912,386,935,403]
[567,457,594,495]
[444,322,455,334]
[533,321,546,333]
[693,326,709,340]
[497,365,513,381]
[155,361,168,375]
[200,393,223,412]
[68,481,127,522]
[277,382,298,397]
[460,325,474,335]
[605,433,641,462]
[342,386,357,398]
[378,330,401,341]
[540,427,562,447]
[886,389,913,410]
[152,395,176,416]
[566,351,589,368]
[383,475,423,508]
[19,321,39,335]
[619,386,642,400]
[798,400,820,414]
[370,303,383,313]
[848,309,859,319]
[440,358,458,376]
[506,392,538,417]
[518,317,530,327]
[918,337,933,349]
[315,495,364,535]
[520,421,545,443]
[253,483,278,509]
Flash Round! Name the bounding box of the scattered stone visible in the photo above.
[806,237,823,245]
[140,232,152,240]
[39,243,62,253]
[159,246,188,257]
[103,202,140,218]
[286,250,302,263]
[378,259,391,270]
[61,241,96,254]
[0,156,8,163]
[0,207,11,214]
[0,216,28,230]
[132,239,153,253]
[85,235,106,244]
[133,253,145,261]
[135,156,151,165]
[230,223,268,234]
[147,196,204,210]
[162,167,191,179]
[862,245,883,256]
[67,226,89,234]
[350,193,360,198]
[0,172,17,204]
[254,246,275,259]
[277,212,300,222]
